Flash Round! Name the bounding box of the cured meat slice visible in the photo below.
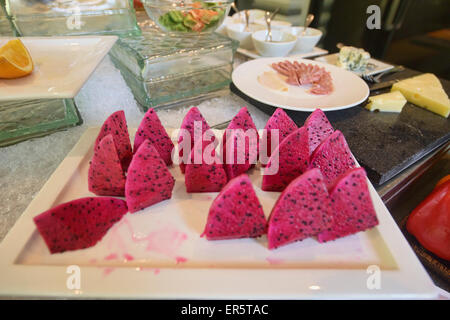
[271,61,334,95]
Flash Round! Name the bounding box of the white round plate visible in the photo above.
[232,57,369,111]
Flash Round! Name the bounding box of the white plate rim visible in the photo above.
[0,127,437,299]
[232,57,370,112]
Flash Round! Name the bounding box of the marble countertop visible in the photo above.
[0,54,270,243]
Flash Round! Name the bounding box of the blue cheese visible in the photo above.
[337,46,370,71]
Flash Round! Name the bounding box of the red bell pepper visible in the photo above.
[133,0,143,9]
[406,180,450,261]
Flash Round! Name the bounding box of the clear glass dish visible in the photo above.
[142,0,232,34]
[4,0,140,37]
[0,0,14,36]
[0,98,81,147]
[109,26,238,109]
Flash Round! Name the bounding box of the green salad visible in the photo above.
[158,1,225,32]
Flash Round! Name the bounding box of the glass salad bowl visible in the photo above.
[142,0,232,34]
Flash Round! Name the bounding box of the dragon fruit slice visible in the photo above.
[222,107,259,180]
[318,167,379,242]
[262,108,297,162]
[185,140,227,193]
[134,108,174,166]
[178,107,215,174]
[309,130,356,188]
[304,109,334,156]
[88,134,126,196]
[125,140,175,213]
[33,197,128,254]
[202,174,267,240]
[262,127,309,192]
[95,110,133,171]
[267,168,332,249]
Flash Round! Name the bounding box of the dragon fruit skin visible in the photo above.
[222,107,259,180]
[178,107,215,174]
[318,167,379,242]
[33,197,128,254]
[262,127,309,192]
[125,140,175,213]
[185,140,227,193]
[94,110,133,172]
[267,168,333,249]
[262,108,297,162]
[304,109,334,156]
[88,134,126,196]
[309,130,357,188]
[134,108,174,166]
[202,174,267,240]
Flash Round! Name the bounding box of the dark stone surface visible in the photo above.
[231,68,450,186]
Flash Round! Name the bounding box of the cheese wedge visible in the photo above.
[391,73,450,118]
[366,91,407,112]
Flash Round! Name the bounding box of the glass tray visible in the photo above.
[4,0,140,37]
[109,27,239,110]
[0,0,14,36]
[0,98,81,147]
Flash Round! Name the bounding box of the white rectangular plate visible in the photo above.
[314,53,394,76]
[238,46,328,60]
[0,36,118,101]
[0,128,437,299]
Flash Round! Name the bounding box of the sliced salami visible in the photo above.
[271,61,334,95]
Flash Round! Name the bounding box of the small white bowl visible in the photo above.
[289,27,322,53]
[251,30,297,57]
[226,23,265,50]
[255,19,292,30]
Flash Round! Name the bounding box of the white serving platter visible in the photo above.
[0,36,118,101]
[232,57,369,112]
[0,127,437,299]
[314,53,395,76]
[237,46,329,60]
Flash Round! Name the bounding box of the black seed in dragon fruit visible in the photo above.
[262,108,297,162]
[304,109,334,156]
[178,107,215,174]
[88,134,126,196]
[262,127,309,192]
[202,174,267,240]
[94,110,133,172]
[125,139,175,213]
[309,130,356,188]
[318,167,379,242]
[134,108,174,167]
[33,197,128,254]
[267,168,332,249]
[185,140,227,193]
[222,107,259,180]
